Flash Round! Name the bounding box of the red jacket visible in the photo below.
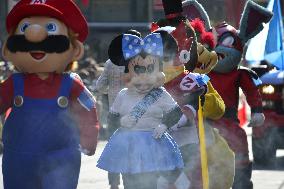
[164,72,189,106]
[209,68,263,121]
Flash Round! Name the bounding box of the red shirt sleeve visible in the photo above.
[239,70,263,113]
[70,76,99,156]
[0,76,14,114]
[70,76,85,100]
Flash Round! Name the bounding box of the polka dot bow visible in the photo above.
[122,33,164,60]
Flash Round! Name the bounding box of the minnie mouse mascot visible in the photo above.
[97,31,185,189]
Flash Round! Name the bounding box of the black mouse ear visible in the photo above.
[108,34,127,67]
[154,30,178,61]
[125,29,142,37]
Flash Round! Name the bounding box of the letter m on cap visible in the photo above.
[31,0,46,4]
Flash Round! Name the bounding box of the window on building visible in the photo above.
[76,0,150,22]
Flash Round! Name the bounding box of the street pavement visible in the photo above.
[77,141,112,189]
[0,128,283,189]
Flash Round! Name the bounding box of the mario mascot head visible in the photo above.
[2,0,87,76]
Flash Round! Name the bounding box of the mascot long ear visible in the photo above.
[238,0,273,44]
[108,34,127,67]
[159,30,179,61]
[182,0,212,31]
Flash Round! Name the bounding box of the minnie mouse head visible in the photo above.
[108,30,178,94]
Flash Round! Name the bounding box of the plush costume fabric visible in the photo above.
[164,72,225,140]
[208,68,262,189]
[164,72,199,146]
[98,129,183,173]
[6,0,88,42]
[209,68,263,156]
[159,18,230,189]
[206,126,235,189]
[209,69,262,117]
[210,2,272,187]
[163,70,231,189]
[209,68,262,162]
[202,81,225,120]
[157,8,228,187]
[1,73,98,189]
[2,0,99,188]
[97,87,184,173]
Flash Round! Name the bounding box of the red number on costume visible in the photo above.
[180,74,198,91]
[182,77,194,88]
[31,0,46,4]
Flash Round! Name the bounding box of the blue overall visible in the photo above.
[2,73,81,189]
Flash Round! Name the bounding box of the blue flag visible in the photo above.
[246,0,284,70]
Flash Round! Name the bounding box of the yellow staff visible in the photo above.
[198,97,209,189]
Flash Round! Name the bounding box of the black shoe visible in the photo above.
[232,162,253,189]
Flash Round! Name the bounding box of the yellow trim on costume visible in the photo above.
[164,65,185,83]
[198,97,209,189]
[202,81,225,120]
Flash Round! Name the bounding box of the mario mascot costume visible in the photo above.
[0,0,99,189]
[208,1,273,189]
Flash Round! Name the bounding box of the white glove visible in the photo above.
[249,113,265,127]
[182,105,197,119]
[153,124,167,139]
[168,114,188,132]
[79,144,90,155]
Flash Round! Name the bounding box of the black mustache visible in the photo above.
[6,35,70,53]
